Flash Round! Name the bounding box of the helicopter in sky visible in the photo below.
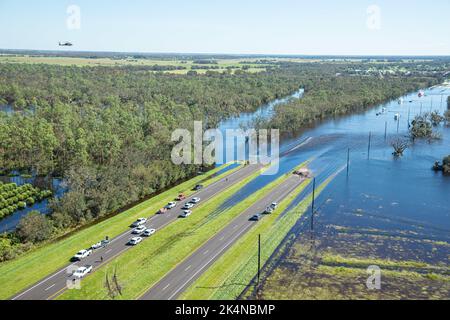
[58,41,73,47]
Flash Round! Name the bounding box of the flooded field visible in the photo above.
[242,85,450,300]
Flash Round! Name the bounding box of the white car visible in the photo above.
[264,207,274,214]
[132,218,147,227]
[165,202,177,209]
[270,202,278,209]
[128,237,143,246]
[183,203,194,210]
[72,249,92,261]
[143,229,156,237]
[91,242,102,250]
[190,197,201,204]
[180,210,192,218]
[132,226,146,234]
[73,265,93,279]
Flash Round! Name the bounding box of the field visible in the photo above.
[249,210,450,300]
[0,55,271,74]
[0,163,239,299]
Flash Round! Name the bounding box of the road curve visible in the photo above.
[140,173,307,300]
[12,164,261,300]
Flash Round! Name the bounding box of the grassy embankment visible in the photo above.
[0,163,239,299]
[181,176,334,300]
[59,162,309,300]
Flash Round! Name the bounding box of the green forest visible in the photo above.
[0,60,444,261]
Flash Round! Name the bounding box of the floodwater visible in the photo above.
[216,85,450,246]
[0,174,67,233]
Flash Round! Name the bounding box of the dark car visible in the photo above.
[250,214,262,221]
[193,184,204,191]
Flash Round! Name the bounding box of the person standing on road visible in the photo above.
[100,256,103,263]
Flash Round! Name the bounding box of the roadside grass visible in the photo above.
[59,163,305,300]
[180,176,334,300]
[0,163,238,299]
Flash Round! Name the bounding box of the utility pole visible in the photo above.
[384,122,388,141]
[396,117,400,133]
[407,108,411,128]
[310,177,316,231]
[257,234,261,284]
[346,148,350,177]
[367,132,372,160]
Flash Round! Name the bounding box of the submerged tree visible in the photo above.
[391,138,409,157]
[443,155,450,174]
[409,113,442,140]
[430,110,445,126]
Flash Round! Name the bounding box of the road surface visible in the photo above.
[12,164,261,300]
[140,173,307,300]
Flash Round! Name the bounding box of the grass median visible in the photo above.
[0,163,239,299]
[59,163,306,300]
[180,176,334,300]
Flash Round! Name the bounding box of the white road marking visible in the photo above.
[219,236,225,241]
[162,284,170,291]
[105,249,112,254]
[44,284,56,291]
[203,250,209,255]
[185,265,192,271]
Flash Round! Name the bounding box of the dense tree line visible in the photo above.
[263,75,437,134]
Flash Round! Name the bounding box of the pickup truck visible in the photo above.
[73,265,93,279]
[158,207,168,214]
[72,249,93,261]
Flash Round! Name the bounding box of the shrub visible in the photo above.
[16,211,53,243]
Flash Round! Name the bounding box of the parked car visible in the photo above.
[183,203,194,210]
[264,207,274,214]
[128,237,143,246]
[193,184,204,191]
[91,242,102,250]
[72,249,92,261]
[165,202,177,209]
[73,265,93,279]
[176,193,186,201]
[180,210,192,218]
[101,239,110,247]
[132,218,147,227]
[132,226,147,234]
[143,229,156,237]
[270,202,278,209]
[250,214,262,221]
[190,197,201,204]
[158,207,168,214]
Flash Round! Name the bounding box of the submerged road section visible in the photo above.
[12,164,261,300]
[140,172,308,300]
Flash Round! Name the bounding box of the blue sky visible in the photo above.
[0,0,449,55]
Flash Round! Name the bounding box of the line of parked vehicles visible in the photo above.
[68,185,207,279]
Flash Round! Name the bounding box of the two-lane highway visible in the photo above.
[12,163,262,300]
[140,172,308,300]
